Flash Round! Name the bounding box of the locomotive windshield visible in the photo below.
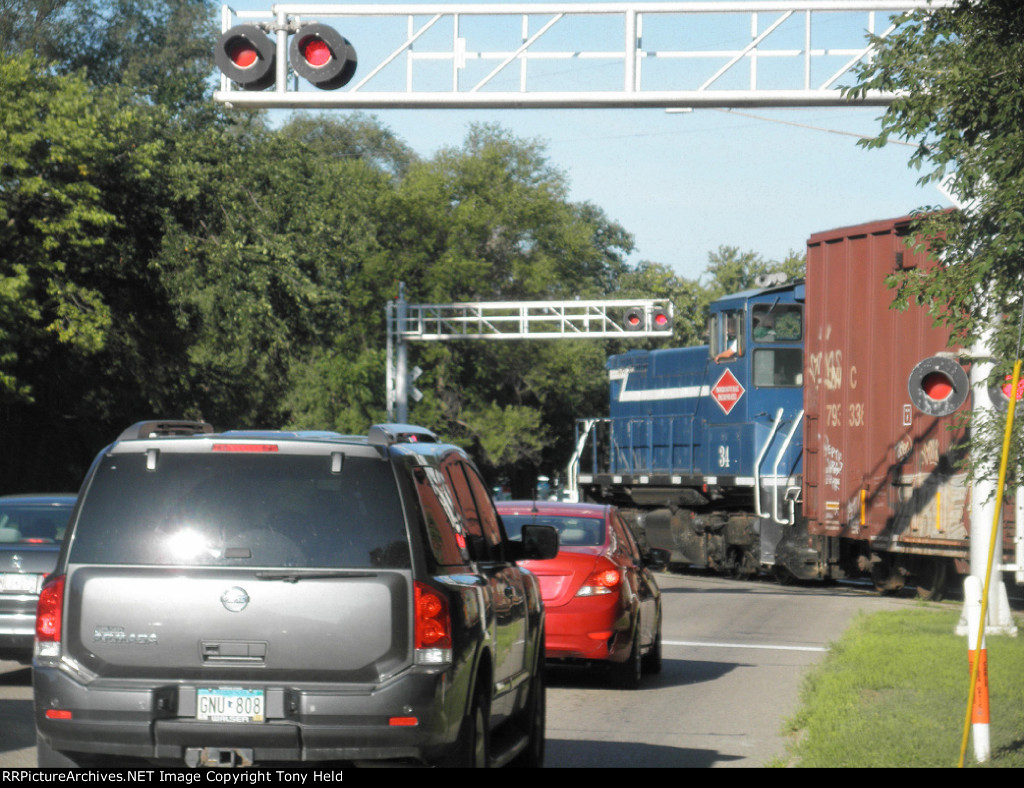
[752,303,802,342]
[751,302,803,387]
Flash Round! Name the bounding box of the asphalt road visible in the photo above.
[542,570,919,767]
[0,571,920,769]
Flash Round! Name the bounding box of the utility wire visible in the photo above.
[710,108,919,148]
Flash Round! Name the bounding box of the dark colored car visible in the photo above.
[33,421,557,768]
[496,500,665,689]
[0,494,76,663]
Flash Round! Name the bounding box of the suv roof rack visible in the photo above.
[219,430,357,441]
[118,420,215,441]
[368,424,437,447]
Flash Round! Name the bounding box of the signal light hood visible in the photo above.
[289,23,358,90]
[215,24,276,91]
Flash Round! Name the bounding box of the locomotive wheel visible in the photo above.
[724,547,757,579]
[912,558,949,602]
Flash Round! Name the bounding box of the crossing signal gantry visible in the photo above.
[214,1,950,110]
[386,284,673,421]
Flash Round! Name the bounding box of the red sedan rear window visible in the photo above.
[501,514,604,547]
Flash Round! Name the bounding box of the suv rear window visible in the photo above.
[69,452,410,569]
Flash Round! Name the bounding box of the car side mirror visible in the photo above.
[510,524,559,562]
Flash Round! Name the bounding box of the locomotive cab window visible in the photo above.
[752,303,803,343]
[751,302,803,387]
[710,310,744,362]
[753,347,803,387]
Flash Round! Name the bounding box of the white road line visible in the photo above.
[665,640,828,653]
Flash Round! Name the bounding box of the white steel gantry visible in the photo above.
[386,284,673,421]
[216,1,949,110]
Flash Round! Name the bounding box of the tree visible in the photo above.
[1,0,218,109]
[0,52,189,488]
[278,111,418,179]
[157,119,395,428]
[365,124,635,490]
[847,0,1024,485]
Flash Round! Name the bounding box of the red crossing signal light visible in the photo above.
[624,307,645,331]
[623,306,672,332]
[908,356,969,417]
[215,24,276,91]
[289,23,358,90]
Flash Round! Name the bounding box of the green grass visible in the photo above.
[773,605,1024,768]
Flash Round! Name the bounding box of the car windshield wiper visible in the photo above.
[254,569,378,582]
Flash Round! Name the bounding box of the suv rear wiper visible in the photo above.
[254,569,378,582]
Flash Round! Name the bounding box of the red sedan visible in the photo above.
[496,500,665,688]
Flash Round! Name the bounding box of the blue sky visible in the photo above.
[221,1,950,281]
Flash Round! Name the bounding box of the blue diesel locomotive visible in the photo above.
[572,275,816,581]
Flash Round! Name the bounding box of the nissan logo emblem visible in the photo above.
[220,586,250,613]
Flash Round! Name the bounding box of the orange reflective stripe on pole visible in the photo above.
[968,646,990,726]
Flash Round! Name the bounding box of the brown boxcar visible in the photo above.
[803,215,1010,597]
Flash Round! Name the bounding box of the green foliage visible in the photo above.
[366,124,638,482]
[0,53,154,400]
[1,0,218,108]
[781,608,1024,768]
[155,120,394,426]
[284,342,389,435]
[378,123,634,304]
[0,4,808,494]
[278,111,418,178]
[847,0,1024,487]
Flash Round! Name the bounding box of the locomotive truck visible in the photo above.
[570,214,1018,600]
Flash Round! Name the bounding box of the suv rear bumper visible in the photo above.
[34,664,464,766]
[0,612,36,661]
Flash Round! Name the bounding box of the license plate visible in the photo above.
[0,573,41,594]
[196,688,265,723]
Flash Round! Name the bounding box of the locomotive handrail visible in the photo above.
[753,409,784,520]
[771,409,804,526]
[567,417,599,501]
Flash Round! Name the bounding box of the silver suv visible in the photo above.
[34,421,557,768]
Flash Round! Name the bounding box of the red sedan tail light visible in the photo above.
[576,566,621,597]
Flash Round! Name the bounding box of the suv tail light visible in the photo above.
[576,563,621,597]
[36,574,65,658]
[414,582,451,665]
